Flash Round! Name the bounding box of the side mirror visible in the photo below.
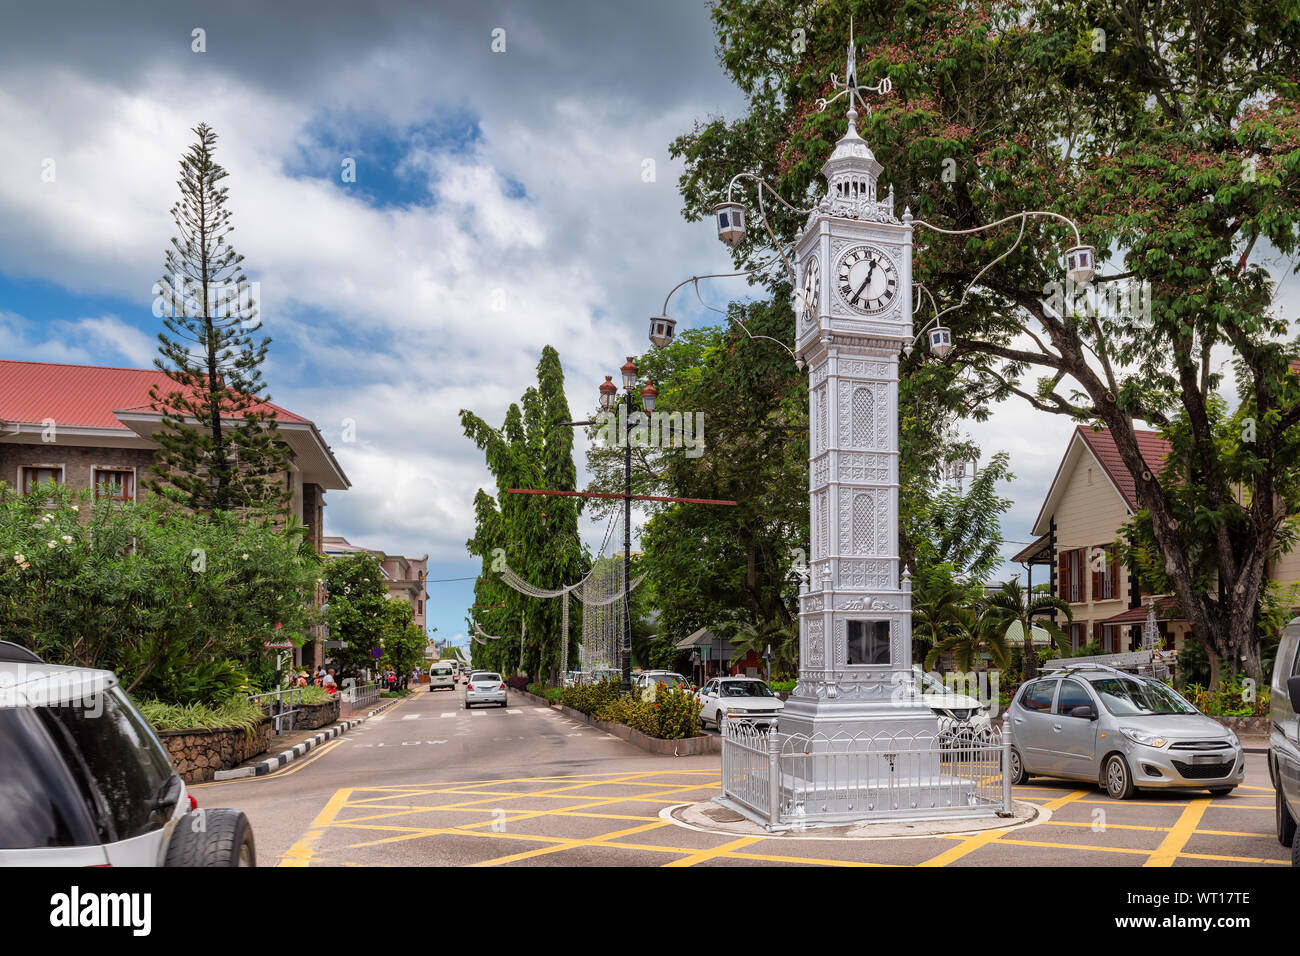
[1070,705,1096,720]
[1287,674,1300,712]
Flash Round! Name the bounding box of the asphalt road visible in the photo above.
[189,686,1292,867]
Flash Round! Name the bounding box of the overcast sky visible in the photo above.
[3,1,1293,651]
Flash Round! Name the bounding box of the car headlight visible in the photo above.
[1119,727,1168,748]
[1224,730,1240,748]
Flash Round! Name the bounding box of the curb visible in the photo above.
[212,696,401,780]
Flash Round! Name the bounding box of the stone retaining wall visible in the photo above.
[157,718,272,784]
[293,697,341,730]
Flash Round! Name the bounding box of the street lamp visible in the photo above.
[600,358,655,694]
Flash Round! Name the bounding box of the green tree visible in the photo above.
[984,579,1072,681]
[381,598,428,681]
[907,451,1014,594]
[323,553,389,677]
[0,480,319,699]
[149,123,290,514]
[924,605,1011,674]
[462,347,588,681]
[673,0,1300,686]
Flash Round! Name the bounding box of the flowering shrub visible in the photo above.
[1185,678,1271,717]
[560,678,621,715]
[594,685,702,740]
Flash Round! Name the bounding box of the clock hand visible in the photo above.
[853,261,876,305]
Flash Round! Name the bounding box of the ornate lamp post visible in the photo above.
[599,359,656,693]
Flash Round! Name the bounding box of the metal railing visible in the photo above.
[248,686,305,737]
[721,722,1014,829]
[340,681,380,717]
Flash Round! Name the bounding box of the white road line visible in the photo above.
[439,712,455,718]
[402,714,419,720]
[471,709,485,717]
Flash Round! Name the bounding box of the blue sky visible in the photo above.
[4,2,1292,656]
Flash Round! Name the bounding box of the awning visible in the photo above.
[1011,534,1053,564]
[1005,620,1054,645]
[1101,598,1182,626]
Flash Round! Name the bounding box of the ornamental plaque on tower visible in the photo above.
[783,28,939,745]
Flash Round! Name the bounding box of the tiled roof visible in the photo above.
[0,360,306,429]
[1100,597,1183,625]
[1074,426,1171,512]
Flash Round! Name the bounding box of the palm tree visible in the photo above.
[728,618,797,680]
[984,578,1071,681]
[924,605,1011,673]
[911,578,968,666]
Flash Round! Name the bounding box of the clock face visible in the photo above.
[800,256,820,326]
[836,245,899,314]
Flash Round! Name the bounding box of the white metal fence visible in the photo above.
[341,681,380,717]
[248,686,306,736]
[721,722,1014,829]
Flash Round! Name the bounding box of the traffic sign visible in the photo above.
[370,647,383,659]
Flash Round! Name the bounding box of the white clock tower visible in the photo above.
[782,89,938,742]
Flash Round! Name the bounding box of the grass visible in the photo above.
[135,697,264,736]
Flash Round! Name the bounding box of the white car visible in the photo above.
[697,677,784,731]
[910,668,994,737]
[634,670,692,694]
[465,671,507,709]
[0,641,255,866]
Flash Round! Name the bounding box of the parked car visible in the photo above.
[1270,619,1300,866]
[634,670,692,694]
[697,677,784,731]
[0,641,256,866]
[465,671,507,709]
[562,671,589,687]
[909,667,994,738]
[1005,663,1244,799]
[428,662,456,692]
[589,668,621,685]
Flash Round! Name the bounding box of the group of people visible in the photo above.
[286,666,340,695]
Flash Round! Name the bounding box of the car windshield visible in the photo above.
[722,681,773,698]
[472,673,500,683]
[1089,677,1198,716]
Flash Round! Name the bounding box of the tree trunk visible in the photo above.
[1022,634,1036,682]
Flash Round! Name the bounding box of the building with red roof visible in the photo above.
[1010,425,1187,654]
[0,359,351,667]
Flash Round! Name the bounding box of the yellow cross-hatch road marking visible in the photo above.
[1144,797,1211,867]
[918,789,1087,867]
[270,768,1285,868]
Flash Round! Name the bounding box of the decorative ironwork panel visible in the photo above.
[806,618,825,667]
[841,452,890,482]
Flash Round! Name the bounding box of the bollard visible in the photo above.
[999,726,1014,816]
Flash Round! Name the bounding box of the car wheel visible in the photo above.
[1208,786,1235,797]
[1007,746,1029,785]
[1104,754,1136,800]
[164,808,256,867]
[1278,786,1298,847]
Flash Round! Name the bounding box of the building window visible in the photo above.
[846,619,890,665]
[93,468,135,502]
[1091,544,1118,601]
[20,465,63,494]
[417,600,423,615]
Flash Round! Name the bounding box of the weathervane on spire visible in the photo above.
[815,15,892,121]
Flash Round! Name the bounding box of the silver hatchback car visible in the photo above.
[1006,663,1244,799]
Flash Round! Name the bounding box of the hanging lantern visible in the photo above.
[928,326,953,359]
[598,375,617,410]
[648,314,677,349]
[714,201,747,247]
[620,357,638,390]
[641,381,658,413]
[1064,244,1096,283]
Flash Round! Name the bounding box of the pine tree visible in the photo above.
[149,123,290,514]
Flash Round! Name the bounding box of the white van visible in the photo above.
[428,662,456,692]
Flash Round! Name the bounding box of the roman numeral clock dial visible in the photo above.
[836,245,898,314]
[800,256,820,328]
